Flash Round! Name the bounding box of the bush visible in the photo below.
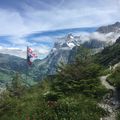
[43,91,59,101]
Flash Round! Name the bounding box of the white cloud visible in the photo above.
[0,9,30,36]
[0,45,50,59]
[89,32,107,41]
[31,36,54,43]
[78,31,119,44]
[0,46,26,58]
[25,7,118,31]
[0,0,120,59]
[7,37,30,46]
[0,0,120,36]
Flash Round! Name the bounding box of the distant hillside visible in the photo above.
[0,53,35,87]
[95,37,120,66]
[82,39,106,49]
[0,53,27,73]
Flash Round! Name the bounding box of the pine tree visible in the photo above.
[6,73,25,98]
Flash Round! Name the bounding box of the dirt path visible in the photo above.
[100,75,115,91]
[99,75,118,120]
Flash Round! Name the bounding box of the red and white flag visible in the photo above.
[27,46,37,65]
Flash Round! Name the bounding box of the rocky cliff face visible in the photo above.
[30,33,108,81]
[29,34,76,80]
[97,22,120,34]
[82,39,106,49]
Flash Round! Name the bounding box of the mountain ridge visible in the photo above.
[97,21,120,34]
[0,22,120,86]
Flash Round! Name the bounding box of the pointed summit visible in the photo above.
[66,33,74,42]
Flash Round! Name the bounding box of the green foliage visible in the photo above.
[56,95,107,120]
[52,59,107,99]
[68,45,92,64]
[6,73,26,98]
[0,58,107,120]
[82,39,106,49]
[0,46,108,120]
[95,40,120,66]
[99,68,111,76]
[75,46,92,61]
[43,91,59,101]
[107,66,120,88]
[117,111,120,120]
[0,90,107,120]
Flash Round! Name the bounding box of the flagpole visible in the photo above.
[26,46,32,87]
[26,46,37,86]
[26,64,28,84]
[26,46,28,84]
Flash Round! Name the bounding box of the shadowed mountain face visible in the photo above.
[96,37,120,66]
[82,39,106,49]
[116,37,120,43]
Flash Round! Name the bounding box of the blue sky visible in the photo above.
[0,0,120,58]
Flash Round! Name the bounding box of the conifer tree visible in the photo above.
[6,73,25,98]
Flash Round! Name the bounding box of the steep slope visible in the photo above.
[95,37,120,66]
[82,39,106,49]
[0,53,36,87]
[29,34,74,80]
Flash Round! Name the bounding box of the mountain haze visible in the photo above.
[0,22,120,86]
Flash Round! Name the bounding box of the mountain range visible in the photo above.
[0,22,120,87]
[97,22,120,34]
